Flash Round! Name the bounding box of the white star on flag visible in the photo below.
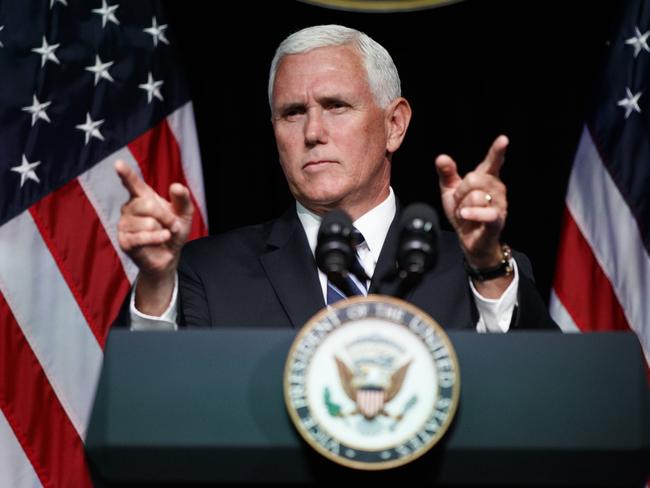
[85,55,115,86]
[624,26,650,57]
[139,72,164,103]
[617,87,642,119]
[10,155,41,187]
[0,2,209,485]
[32,36,60,67]
[143,17,169,47]
[92,0,120,29]
[75,113,105,144]
[21,95,52,126]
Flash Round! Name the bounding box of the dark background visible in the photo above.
[162,0,625,305]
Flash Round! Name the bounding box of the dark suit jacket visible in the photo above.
[176,207,557,330]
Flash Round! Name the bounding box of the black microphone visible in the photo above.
[395,203,439,297]
[315,209,355,297]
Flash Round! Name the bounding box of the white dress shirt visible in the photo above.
[130,188,518,332]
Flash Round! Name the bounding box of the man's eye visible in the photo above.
[282,107,305,119]
[328,102,347,110]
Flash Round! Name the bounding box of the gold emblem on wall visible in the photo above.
[298,0,463,13]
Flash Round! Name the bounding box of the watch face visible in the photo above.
[284,295,460,470]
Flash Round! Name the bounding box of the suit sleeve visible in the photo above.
[511,251,560,330]
[177,246,212,328]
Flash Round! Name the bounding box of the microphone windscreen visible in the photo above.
[399,203,440,234]
[316,209,354,276]
[397,203,440,275]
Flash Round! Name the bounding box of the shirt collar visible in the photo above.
[296,187,396,264]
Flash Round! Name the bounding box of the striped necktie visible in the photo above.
[327,228,369,304]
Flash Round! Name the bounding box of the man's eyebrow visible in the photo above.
[318,96,348,105]
[275,95,352,115]
[277,102,306,114]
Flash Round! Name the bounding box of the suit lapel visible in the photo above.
[259,208,325,328]
[369,210,399,294]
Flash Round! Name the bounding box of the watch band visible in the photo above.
[464,243,514,282]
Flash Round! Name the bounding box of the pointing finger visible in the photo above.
[476,135,509,176]
[115,160,153,198]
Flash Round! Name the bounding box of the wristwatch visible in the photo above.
[464,243,514,282]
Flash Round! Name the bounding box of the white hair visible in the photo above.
[268,24,401,109]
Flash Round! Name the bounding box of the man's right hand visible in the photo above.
[115,160,194,315]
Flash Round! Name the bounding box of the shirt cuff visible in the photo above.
[470,258,519,333]
[129,274,178,331]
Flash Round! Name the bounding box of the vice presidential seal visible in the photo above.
[284,295,460,470]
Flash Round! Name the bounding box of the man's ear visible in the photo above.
[385,97,412,154]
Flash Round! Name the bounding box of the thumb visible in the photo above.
[169,183,194,224]
[435,154,461,191]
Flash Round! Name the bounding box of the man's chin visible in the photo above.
[296,192,347,215]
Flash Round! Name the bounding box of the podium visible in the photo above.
[86,330,649,486]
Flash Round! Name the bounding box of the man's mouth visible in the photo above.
[303,160,336,170]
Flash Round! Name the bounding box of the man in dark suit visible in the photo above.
[115,24,556,331]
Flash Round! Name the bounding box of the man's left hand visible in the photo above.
[435,135,509,270]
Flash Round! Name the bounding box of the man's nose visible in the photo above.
[304,108,328,146]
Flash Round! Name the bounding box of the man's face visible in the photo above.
[271,45,392,219]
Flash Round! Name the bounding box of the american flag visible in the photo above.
[550,0,649,373]
[0,1,208,485]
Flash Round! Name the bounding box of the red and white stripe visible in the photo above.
[356,389,386,419]
[551,126,650,367]
[0,374,47,488]
[0,101,207,487]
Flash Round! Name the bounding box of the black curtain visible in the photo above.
[164,0,623,304]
